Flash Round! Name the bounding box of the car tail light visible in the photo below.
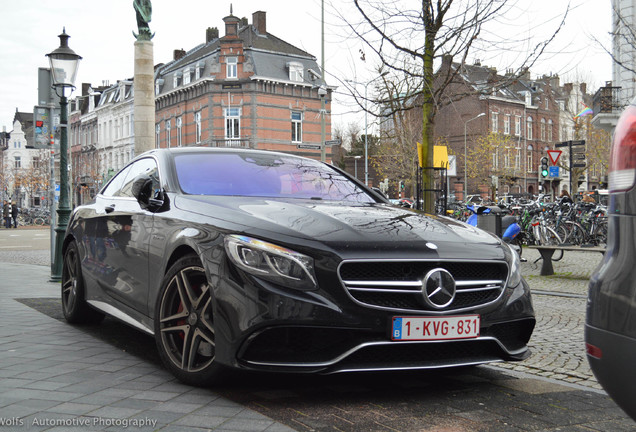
[609,105,636,192]
[585,342,603,359]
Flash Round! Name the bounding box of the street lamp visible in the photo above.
[347,71,389,186]
[354,155,361,179]
[47,28,81,282]
[464,112,485,199]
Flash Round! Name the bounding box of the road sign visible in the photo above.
[571,140,585,146]
[547,150,562,165]
[573,162,587,168]
[549,166,559,177]
[324,139,341,146]
[297,144,322,150]
[555,139,586,148]
[573,153,586,160]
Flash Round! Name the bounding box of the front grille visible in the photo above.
[338,260,508,313]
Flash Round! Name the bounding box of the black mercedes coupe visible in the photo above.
[62,147,534,385]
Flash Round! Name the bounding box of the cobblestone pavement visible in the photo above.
[0,231,606,391]
[492,247,602,389]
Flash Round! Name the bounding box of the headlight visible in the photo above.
[503,242,522,288]
[224,235,317,290]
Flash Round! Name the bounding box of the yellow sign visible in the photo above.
[434,145,448,168]
[417,144,449,168]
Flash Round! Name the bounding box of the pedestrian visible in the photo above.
[11,202,18,228]
[3,201,10,229]
[559,189,573,204]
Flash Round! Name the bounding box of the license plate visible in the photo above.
[391,315,480,341]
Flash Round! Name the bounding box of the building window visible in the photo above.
[165,120,171,148]
[504,114,511,135]
[195,111,202,144]
[527,152,534,173]
[155,124,160,148]
[291,111,302,143]
[226,56,237,79]
[526,116,533,140]
[176,116,183,147]
[225,108,240,139]
[14,156,21,169]
[492,150,499,169]
[491,112,499,133]
[288,62,304,82]
[540,118,546,141]
[515,148,521,170]
[183,67,191,85]
[548,119,553,142]
[514,115,521,136]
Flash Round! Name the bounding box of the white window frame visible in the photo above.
[291,111,302,143]
[183,67,191,85]
[540,118,546,141]
[288,62,304,82]
[491,112,499,133]
[195,111,202,144]
[226,56,238,79]
[165,120,171,148]
[514,115,521,136]
[225,108,241,139]
[14,156,21,169]
[176,116,183,147]
[548,119,553,142]
[526,116,533,140]
[504,114,511,135]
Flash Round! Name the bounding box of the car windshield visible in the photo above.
[174,152,376,203]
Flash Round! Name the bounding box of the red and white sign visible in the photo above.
[547,150,562,165]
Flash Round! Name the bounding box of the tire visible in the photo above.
[154,254,223,386]
[33,217,45,226]
[61,241,105,324]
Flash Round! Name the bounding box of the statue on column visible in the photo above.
[133,0,154,40]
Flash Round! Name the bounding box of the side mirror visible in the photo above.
[131,175,164,211]
[371,187,388,200]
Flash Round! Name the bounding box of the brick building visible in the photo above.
[154,9,332,160]
[435,59,561,199]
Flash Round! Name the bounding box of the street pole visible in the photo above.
[320,0,326,162]
[51,94,70,281]
[46,29,81,282]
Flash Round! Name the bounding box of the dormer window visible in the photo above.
[173,71,182,87]
[195,60,205,80]
[287,62,303,82]
[155,78,164,95]
[227,56,237,79]
[183,67,192,85]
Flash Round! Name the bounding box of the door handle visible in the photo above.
[105,205,115,213]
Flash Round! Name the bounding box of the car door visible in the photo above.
[86,158,158,315]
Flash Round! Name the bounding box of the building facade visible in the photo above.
[154,10,332,159]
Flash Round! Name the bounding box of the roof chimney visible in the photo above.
[253,11,266,34]
[206,27,219,43]
[174,49,186,61]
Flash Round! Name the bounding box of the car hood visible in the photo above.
[174,196,502,259]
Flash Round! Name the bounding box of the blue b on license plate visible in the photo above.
[392,315,480,341]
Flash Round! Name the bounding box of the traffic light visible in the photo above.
[399,180,405,190]
[540,157,549,179]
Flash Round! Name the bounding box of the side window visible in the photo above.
[101,165,133,197]
[119,158,160,198]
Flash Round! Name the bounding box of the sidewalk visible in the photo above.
[0,258,633,431]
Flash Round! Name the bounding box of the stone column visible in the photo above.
[134,40,155,155]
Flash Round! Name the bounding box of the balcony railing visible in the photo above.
[203,136,251,149]
[593,83,622,114]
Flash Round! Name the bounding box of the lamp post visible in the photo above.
[347,72,388,186]
[354,155,361,179]
[47,28,81,282]
[464,112,485,199]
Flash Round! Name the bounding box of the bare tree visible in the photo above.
[336,0,567,212]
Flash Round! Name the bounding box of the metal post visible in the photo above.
[51,94,70,282]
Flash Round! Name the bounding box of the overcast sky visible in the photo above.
[0,0,612,133]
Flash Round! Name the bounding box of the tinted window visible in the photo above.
[174,152,375,203]
[101,165,133,197]
[119,158,159,198]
